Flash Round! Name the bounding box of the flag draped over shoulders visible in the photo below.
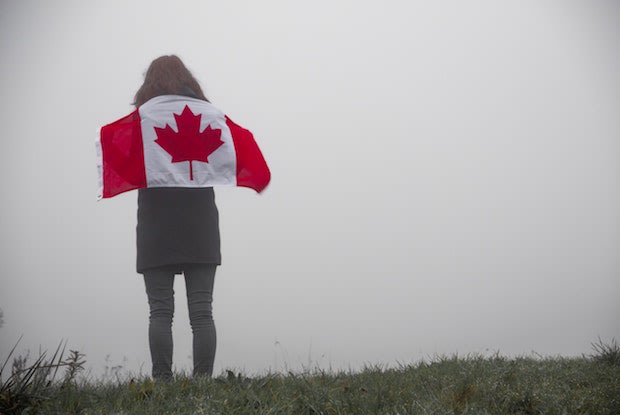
[96,95,270,199]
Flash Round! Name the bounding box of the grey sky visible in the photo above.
[1,0,619,377]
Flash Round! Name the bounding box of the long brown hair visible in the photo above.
[133,55,208,107]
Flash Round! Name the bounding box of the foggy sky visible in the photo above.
[0,0,619,378]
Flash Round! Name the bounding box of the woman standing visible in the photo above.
[133,55,220,379]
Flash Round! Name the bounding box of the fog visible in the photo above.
[1,0,618,378]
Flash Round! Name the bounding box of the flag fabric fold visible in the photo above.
[96,95,270,199]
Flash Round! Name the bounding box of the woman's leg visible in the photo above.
[184,264,217,377]
[143,267,176,380]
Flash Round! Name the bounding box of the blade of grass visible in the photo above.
[0,335,24,381]
[49,340,67,383]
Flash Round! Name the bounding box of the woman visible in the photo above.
[133,55,220,379]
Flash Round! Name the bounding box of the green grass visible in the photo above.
[2,341,619,414]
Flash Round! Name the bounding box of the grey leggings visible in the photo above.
[143,264,216,379]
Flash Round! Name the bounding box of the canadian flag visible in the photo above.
[96,95,271,199]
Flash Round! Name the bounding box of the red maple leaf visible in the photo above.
[154,105,224,181]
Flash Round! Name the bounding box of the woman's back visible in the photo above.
[137,187,221,273]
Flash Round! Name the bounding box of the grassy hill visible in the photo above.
[1,340,619,414]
